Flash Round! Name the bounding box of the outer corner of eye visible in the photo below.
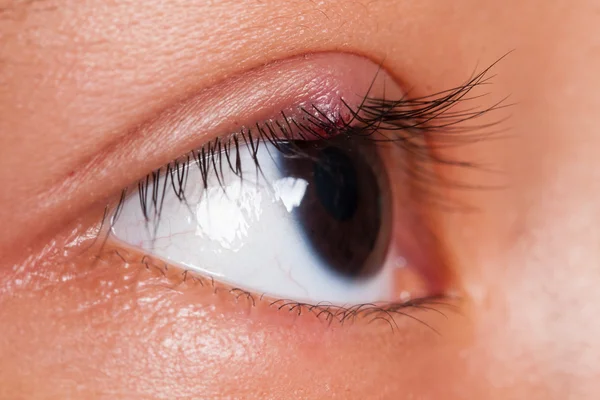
[108,53,458,317]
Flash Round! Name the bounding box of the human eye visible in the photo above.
[99,53,500,319]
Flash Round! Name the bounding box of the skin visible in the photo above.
[1,0,599,398]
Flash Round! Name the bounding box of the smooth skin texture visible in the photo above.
[1,0,599,399]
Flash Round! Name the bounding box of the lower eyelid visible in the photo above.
[84,238,453,335]
[15,153,457,335]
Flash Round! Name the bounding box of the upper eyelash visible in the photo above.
[111,58,506,228]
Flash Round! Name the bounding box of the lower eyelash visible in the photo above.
[100,246,459,333]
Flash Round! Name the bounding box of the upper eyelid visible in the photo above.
[11,52,505,258]
[115,59,508,239]
[78,53,383,189]
[126,76,504,225]
[6,53,389,254]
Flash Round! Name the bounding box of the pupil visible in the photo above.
[281,139,388,280]
[313,147,358,221]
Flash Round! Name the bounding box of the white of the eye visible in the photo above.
[112,142,393,304]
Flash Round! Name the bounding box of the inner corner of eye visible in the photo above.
[108,53,441,306]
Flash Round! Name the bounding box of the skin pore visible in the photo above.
[1,0,600,398]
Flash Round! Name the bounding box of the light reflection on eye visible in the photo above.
[111,132,413,304]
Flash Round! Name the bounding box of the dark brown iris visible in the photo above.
[280,137,389,280]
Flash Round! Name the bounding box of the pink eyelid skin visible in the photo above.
[4,53,403,259]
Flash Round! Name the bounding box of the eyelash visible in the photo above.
[105,247,459,334]
[97,59,504,331]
